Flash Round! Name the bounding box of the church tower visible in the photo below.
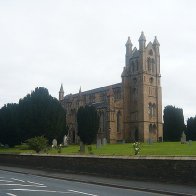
[122,32,163,142]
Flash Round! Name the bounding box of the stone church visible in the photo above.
[59,32,163,144]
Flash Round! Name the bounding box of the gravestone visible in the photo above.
[52,139,57,147]
[80,141,85,152]
[181,131,186,144]
[96,138,102,148]
[102,138,107,145]
[188,140,192,146]
[63,135,68,146]
[147,138,153,144]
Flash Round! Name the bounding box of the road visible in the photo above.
[0,170,167,196]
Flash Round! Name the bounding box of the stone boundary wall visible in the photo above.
[0,154,195,184]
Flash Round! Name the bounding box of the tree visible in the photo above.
[0,103,20,146]
[26,136,48,153]
[77,105,99,145]
[186,116,196,140]
[163,105,185,141]
[0,87,67,146]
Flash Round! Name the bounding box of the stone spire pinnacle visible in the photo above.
[153,36,160,46]
[125,36,133,66]
[139,31,146,41]
[59,84,64,101]
[139,31,146,51]
[125,36,132,46]
[60,83,64,93]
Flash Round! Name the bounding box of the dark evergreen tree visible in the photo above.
[186,116,196,140]
[0,87,66,146]
[0,103,20,146]
[77,105,99,145]
[163,105,185,141]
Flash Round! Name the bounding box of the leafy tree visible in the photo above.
[77,105,99,145]
[163,105,185,141]
[26,136,48,153]
[186,116,196,140]
[0,87,67,146]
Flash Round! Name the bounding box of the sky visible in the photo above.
[0,0,196,121]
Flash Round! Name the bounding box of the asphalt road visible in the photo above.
[0,170,167,196]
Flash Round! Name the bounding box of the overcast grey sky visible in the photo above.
[0,0,196,121]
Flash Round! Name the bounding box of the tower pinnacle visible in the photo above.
[153,36,160,46]
[125,36,132,46]
[60,84,64,92]
[125,36,133,66]
[139,31,146,51]
[59,84,64,101]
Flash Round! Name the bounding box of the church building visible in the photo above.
[59,32,163,144]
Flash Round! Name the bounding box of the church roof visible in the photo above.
[64,83,121,100]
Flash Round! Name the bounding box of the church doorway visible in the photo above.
[134,128,139,142]
[149,124,157,141]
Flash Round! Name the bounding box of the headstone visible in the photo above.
[63,135,68,146]
[96,138,102,148]
[147,138,153,144]
[188,140,192,146]
[181,131,186,144]
[158,137,163,142]
[102,138,107,145]
[80,141,85,152]
[52,139,57,147]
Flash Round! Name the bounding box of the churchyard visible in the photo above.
[0,141,196,156]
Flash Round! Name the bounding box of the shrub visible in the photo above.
[26,136,48,153]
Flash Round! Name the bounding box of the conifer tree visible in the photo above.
[163,105,185,141]
[77,105,99,145]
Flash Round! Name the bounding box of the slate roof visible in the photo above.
[64,83,122,100]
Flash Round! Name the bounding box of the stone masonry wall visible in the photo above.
[0,154,195,185]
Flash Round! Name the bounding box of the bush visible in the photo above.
[26,136,48,153]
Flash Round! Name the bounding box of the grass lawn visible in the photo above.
[0,141,196,156]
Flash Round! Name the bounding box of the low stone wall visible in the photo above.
[0,154,196,184]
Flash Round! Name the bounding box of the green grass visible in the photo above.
[0,142,196,156]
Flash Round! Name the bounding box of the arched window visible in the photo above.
[99,111,105,133]
[149,49,153,56]
[147,58,151,72]
[149,77,153,84]
[135,60,139,71]
[152,59,155,73]
[133,87,138,101]
[148,103,152,116]
[117,111,121,132]
[135,128,139,142]
[152,104,156,116]
[132,62,135,73]
[133,77,137,84]
[152,64,154,73]
[149,124,153,134]
[153,124,157,134]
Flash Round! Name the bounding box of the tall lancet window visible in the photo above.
[132,61,135,73]
[147,58,151,72]
[117,111,121,132]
